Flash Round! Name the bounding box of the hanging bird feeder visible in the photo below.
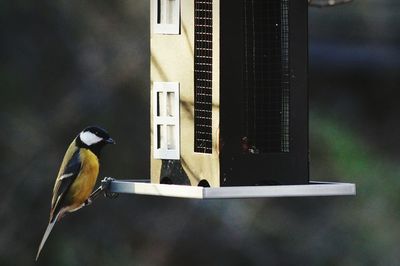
[101,0,356,199]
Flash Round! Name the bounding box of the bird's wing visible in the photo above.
[50,148,82,222]
[37,142,82,260]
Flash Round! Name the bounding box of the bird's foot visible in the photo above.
[101,177,119,199]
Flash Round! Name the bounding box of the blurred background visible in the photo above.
[1,0,399,265]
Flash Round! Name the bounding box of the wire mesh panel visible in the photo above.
[243,0,290,153]
[194,0,213,153]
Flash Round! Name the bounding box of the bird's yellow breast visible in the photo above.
[68,149,99,208]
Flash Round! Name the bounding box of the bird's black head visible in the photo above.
[76,126,115,156]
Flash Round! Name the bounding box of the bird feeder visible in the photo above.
[104,0,355,199]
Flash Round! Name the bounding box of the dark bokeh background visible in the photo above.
[1,1,399,265]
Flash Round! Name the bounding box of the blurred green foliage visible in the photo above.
[0,0,399,265]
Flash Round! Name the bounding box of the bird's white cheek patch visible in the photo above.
[80,131,102,146]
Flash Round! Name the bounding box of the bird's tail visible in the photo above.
[35,213,60,261]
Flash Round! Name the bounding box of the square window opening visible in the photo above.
[167,125,176,150]
[154,0,180,34]
[166,92,175,117]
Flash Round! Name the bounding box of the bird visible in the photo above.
[35,126,115,261]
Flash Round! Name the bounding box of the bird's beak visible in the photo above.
[105,137,116,144]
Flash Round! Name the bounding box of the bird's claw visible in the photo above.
[101,177,119,199]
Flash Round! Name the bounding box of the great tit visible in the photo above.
[36,126,115,261]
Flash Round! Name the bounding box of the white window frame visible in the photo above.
[153,0,181,34]
[153,82,180,160]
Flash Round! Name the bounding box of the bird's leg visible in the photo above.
[83,177,117,207]
[84,186,103,207]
